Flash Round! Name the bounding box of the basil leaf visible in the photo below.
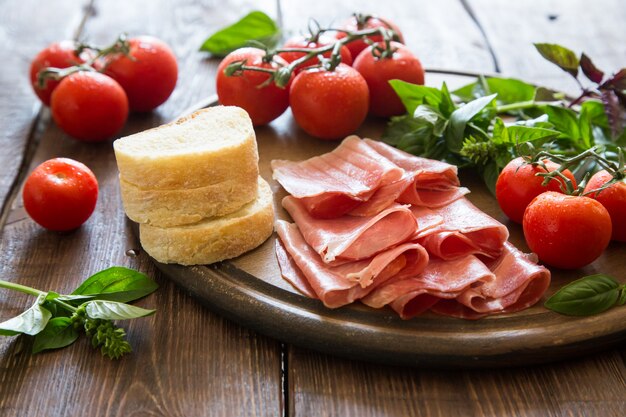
[580,100,608,129]
[545,274,621,316]
[445,94,497,152]
[543,105,581,141]
[199,11,280,56]
[534,43,580,77]
[481,161,500,195]
[32,317,78,354]
[85,300,155,320]
[580,53,604,84]
[0,294,52,336]
[71,267,158,303]
[389,80,445,115]
[454,77,536,104]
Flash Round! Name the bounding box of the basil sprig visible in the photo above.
[0,266,157,359]
[200,11,280,56]
[545,274,626,316]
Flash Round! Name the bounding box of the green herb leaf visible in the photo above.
[534,43,580,78]
[543,104,581,142]
[445,94,497,152]
[85,300,156,320]
[32,317,78,354]
[545,274,622,316]
[389,80,448,115]
[199,11,280,56]
[454,77,536,104]
[71,266,158,303]
[0,294,52,336]
[481,161,500,195]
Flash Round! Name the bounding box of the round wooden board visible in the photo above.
[140,71,626,368]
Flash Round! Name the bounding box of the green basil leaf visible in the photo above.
[439,82,456,116]
[32,317,78,354]
[85,300,156,320]
[503,125,560,145]
[71,267,158,303]
[580,100,609,129]
[199,11,280,56]
[445,94,497,152]
[545,274,621,316]
[0,294,52,336]
[578,105,595,149]
[389,80,445,115]
[543,104,581,141]
[534,43,580,77]
[453,77,536,105]
[481,161,500,195]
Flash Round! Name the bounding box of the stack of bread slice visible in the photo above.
[113,106,274,265]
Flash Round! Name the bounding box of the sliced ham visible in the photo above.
[417,197,509,259]
[282,196,419,262]
[272,136,404,218]
[275,220,429,308]
[362,255,495,318]
[431,242,551,319]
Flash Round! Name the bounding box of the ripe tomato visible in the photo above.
[23,158,98,231]
[584,170,626,242]
[216,47,291,126]
[29,41,85,106]
[278,35,352,73]
[334,15,405,59]
[523,192,611,269]
[289,63,369,140]
[353,42,424,117]
[102,36,178,112]
[495,157,577,224]
[51,71,128,142]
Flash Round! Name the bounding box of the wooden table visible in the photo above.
[1,0,625,415]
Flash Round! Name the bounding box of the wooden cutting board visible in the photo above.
[139,71,626,368]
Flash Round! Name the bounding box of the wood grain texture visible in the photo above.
[467,0,626,94]
[279,0,495,72]
[0,0,283,416]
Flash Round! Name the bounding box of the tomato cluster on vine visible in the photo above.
[30,35,178,142]
[215,14,425,140]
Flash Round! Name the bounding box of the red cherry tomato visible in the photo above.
[584,170,626,242]
[523,192,611,269]
[29,41,85,106]
[353,41,424,117]
[23,158,98,231]
[495,157,577,224]
[278,35,352,73]
[102,36,178,112]
[216,47,291,126]
[51,71,129,142]
[289,63,369,140]
[335,15,404,59]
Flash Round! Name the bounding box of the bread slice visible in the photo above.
[113,106,259,189]
[139,177,274,265]
[119,170,259,227]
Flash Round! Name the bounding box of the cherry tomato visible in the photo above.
[584,170,626,242]
[278,35,352,73]
[289,63,369,140]
[29,41,85,106]
[495,157,577,224]
[102,36,178,112]
[23,158,98,231]
[353,41,424,117]
[51,71,129,142]
[334,15,405,59]
[216,47,291,126]
[523,192,611,269]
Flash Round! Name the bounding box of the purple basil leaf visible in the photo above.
[580,53,604,84]
[534,43,579,78]
[601,89,623,138]
[607,68,626,90]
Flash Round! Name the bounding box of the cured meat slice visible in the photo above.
[362,255,495,318]
[363,139,469,208]
[272,136,404,218]
[282,196,419,262]
[275,220,429,308]
[431,242,551,319]
[417,197,509,259]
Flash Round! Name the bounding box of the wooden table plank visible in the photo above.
[0,1,284,416]
[466,0,626,94]
[279,0,495,72]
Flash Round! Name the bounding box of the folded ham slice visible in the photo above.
[431,242,551,319]
[283,196,421,262]
[275,220,429,308]
[417,197,509,260]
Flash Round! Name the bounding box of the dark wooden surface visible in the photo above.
[0,0,624,416]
